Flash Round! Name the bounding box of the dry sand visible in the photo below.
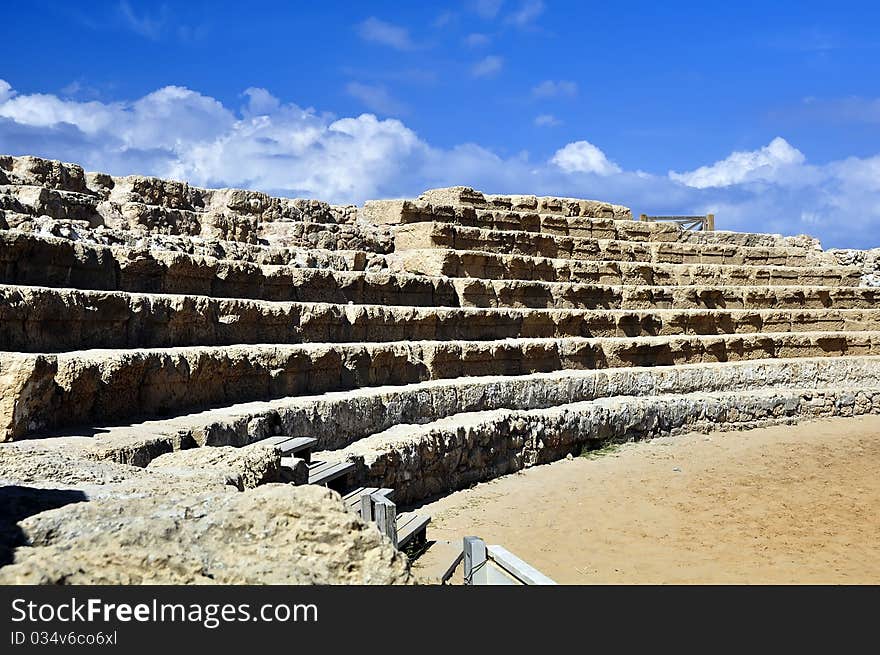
[416,415,880,584]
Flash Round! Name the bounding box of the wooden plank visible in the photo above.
[359,493,373,522]
[260,436,292,447]
[342,487,393,510]
[277,436,317,456]
[343,487,379,504]
[487,545,557,585]
[395,512,414,530]
[373,496,398,548]
[307,460,354,486]
[397,513,430,549]
[260,436,317,461]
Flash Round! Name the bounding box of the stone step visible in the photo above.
[0,231,412,300]
[362,195,818,249]
[419,186,634,220]
[0,227,376,276]
[1,154,358,226]
[5,285,880,352]
[322,383,880,504]
[2,199,391,255]
[388,249,861,287]
[22,355,880,464]
[391,222,832,267]
[4,332,880,441]
[3,212,391,262]
[0,234,874,310]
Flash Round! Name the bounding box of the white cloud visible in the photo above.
[118,0,166,39]
[356,17,414,50]
[2,79,880,248]
[471,55,504,78]
[471,0,504,19]
[0,79,15,103]
[242,87,281,116]
[551,140,622,175]
[507,0,544,26]
[345,82,407,116]
[670,137,806,188]
[534,114,561,127]
[532,79,578,98]
[464,33,491,48]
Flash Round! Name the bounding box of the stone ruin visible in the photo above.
[0,153,879,583]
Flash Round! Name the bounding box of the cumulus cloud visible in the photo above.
[532,79,578,98]
[1,78,880,248]
[356,17,414,50]
[242,87,281,116]
[551,140,622,175]
[0,79,15,103]
[670,137,806,188]
[471,55,504,77]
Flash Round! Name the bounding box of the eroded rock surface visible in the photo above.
[0,485,412,584]
[2,153,878,585]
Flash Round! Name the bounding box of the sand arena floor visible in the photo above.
[416,415,880,584]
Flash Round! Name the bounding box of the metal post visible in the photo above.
[463,536,488,585]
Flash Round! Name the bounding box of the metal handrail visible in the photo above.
[639,214,715,231]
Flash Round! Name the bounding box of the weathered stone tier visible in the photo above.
[3,154,878,583]
[362,196,819,249]
[1,154,363,233]
[391,222,832,267]
[18,356,880,464]
[3,332,879,440]
[325,384,880,503]
[3,232,870,309]
[4,285,880,352]
[388,249,860,287]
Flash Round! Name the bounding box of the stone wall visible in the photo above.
[332,386,880,504]
[0,155,390,255]
[831,248,880,287]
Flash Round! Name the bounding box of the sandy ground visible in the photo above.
[415,415,880,584]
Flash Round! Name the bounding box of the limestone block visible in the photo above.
[146,443,282,490]
[109,175,204,210]
[0,485,412,584]
[0,155,90,194]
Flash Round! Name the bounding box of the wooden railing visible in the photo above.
[462,536,557,585]
[639,214,715,231]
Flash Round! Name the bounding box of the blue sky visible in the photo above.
[2,0,879,247]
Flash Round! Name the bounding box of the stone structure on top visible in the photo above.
[0,154,879,582]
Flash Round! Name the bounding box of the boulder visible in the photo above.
[0,485,412,584]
